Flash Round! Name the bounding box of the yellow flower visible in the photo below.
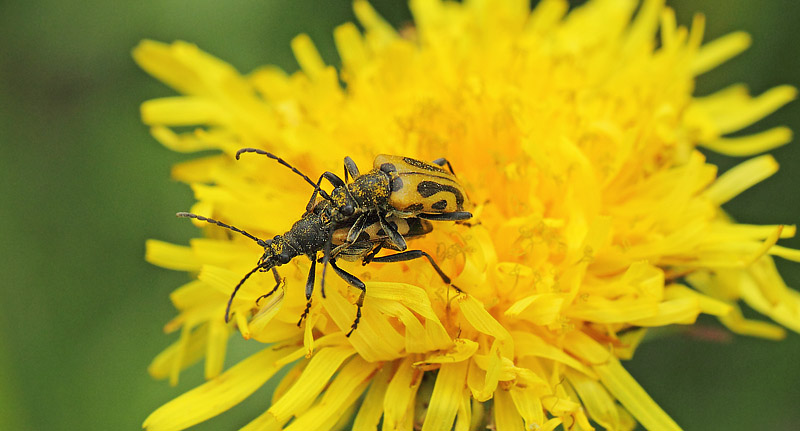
[136,0,799,430]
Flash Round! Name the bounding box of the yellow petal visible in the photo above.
[414,339,478,367]
[150,126,221,154]
[453,389,473,431]
[352,364,391,431]
[248,288,285,336]
[322,283,404,361]
[527,0,568,34]
[621,0,665,58]
[148,323,208,382]
[704,154,778,205]
[692,31,751,75]
[769,245,800,263]
[615,328,648,360]
[459,295,513,357]
[204,318,229,379]
[145,239,200,271]
[470,345,503,400]
[505,293,565,326]
[421,360,469,431]
[594,357,681,431]
[284,356,379,431]
[168,280,218,312]
[133,40,211,96]
[493,388,525,431]
[568,298,659,323]
[509,388,545,430]
[353,0,398,52]
[143,345,292,431]
[267,345,355,423]
[512,331,594,377]
[365,282,451,352]
[567,369,621,431]
[629,297,701,326]
[700,126,793,157]
[663,284,732,317]
[563,330,611,365]
[714,86,796,135]
[383,356,421,430]
[737,269,800,334]
[334,22,368,73]
[141,97,228,126]
[291,34,326,81]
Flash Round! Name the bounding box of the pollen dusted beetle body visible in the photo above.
[177,182,462,336]
[236,149,473,253]
[372,155,468,216]
[177,149,471,336]
[318,153,471,220]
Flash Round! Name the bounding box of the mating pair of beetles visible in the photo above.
[180,148,471,336]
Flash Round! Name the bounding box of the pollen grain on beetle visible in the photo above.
[137,1,799,430]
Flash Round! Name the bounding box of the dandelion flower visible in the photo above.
[137,1,799,430]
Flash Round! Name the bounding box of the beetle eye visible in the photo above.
[279,253,291,264]
[341,204,354,216]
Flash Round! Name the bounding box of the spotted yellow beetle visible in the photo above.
[371,155,469,217]
[177,149,471,336]
[177,210,457,337]
[237,149,472,252]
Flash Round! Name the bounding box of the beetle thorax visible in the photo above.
[347,170,391,209]
[329,188,355,219]
[283,212,330,254]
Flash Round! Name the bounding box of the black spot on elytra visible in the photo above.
[380,163,397,173]
[402,157,447,173]
[404,218,431,236]
[431,199,448,210]
[402,203,424,213]
[417,181,465,209]
[391,177,404,192]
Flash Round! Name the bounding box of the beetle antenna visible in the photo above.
[225,264,263,322]
[177,212,270,247]
[236,148,332,201]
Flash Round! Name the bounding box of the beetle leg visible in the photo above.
[362,243,384,265]
[431,157,457,176]
[322,171,359,217]
[305,174,326,212]
[430,158,474,206]
[319,228,334,299]
[328,259,367,337]
[417,211,473,221]
[255,267,283,305]
[346,213,370,243]
[297,254,317,327]
[379,214,408,251]
[305,172,345,212]
[368,250,464,293]
[322,171,345,188]
[344,156,360,183]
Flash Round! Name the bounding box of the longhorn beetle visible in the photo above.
[236,149,472,253]
[178,209,459,336]
[178,150,471,335]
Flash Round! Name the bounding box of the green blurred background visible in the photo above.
[1,1,798,430]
